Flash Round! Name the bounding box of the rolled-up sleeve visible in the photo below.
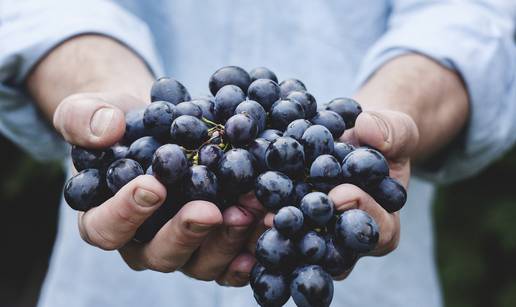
[0,0,163,160]
[355,0,516,183]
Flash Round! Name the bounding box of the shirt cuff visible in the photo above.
[354,3,516,184]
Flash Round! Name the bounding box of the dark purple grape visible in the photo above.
[321,235,358,277]
[190,98,216,121]
[106,158,144,194]
[333,142,355,163]
[291,181,311,204]
[300,192,334,227]
[108,145,129,161]
[309,154,343,193]
[175,101,202,118]
[283,119,312,142]
[255,228,297,273]
[290,265,333,307]
[368,177,407,213]
[170,115,209,149]
[143,100,177,139]
[224,113,258,147]
[71,145,109,171]
[151,144,189,185]
[279,79,306,98]
[258,129,283,142]
[150,77,190,105]
[298,231,327,264]
[274,206,304,238]
[122,108,148,144]
[214,85,246,123]
[248,138,271,172]
[265,137,305,178]
[183,165,218,203]
[255,171,293,212]
[217,148,256,197]
[235,100,267,132]
[251,263,290,307]
[198,144,224,171]
[127,136,162,169]
[249,67,278,83]
[335,209,379,254]
[269,99,305,131]
[247,79,281,112]
[64,169,108,211]
[209,66,251,95]
[300,125,334,164]
[310,110,346,139]
[287,91,317,119]
[341,147,388,188]
[325,97,362,128]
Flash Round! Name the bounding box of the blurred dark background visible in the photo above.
[0,132,515,307]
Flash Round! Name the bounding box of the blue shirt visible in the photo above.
[1,1,516,306]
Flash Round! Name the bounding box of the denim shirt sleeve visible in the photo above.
[0,0,163,160]
[354,0,516,184]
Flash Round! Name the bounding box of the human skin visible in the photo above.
[26,35,468,285]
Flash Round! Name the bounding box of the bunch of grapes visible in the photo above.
[63,66,407,306]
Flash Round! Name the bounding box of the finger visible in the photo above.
[78,175,166,250]
[132,201,223,272]
[263,212,274,228]
[246,219,269,254]
[181,205,255,280]
[216,252,256,287]
[328,184,400,256]
[53,93,126,148]
[238,191,268,217]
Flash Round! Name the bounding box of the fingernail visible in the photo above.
[366,113,389,142]
[226,226,249,240]
[90,107,115,137]
[235,271,250,280]
[134,188,160,207]
[189,223,214,233]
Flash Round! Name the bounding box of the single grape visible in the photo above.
[247,79,281,112]
[251,263,290,307]
[333,142,355,163]
[274,206,304,238]
[287,91,317,119]
[106,158,144,194]
[321,235,358,277]
[265,137,305,178]
[279,79,307,98]
[248,138,271,173]
[234,100,267,132]
[309,154,343,193]
[150,77,190,105]
[300,192,335,227]
[325,97,362,128]
[175,101,203,118]
[224,113,258,147]
[298,231,327,264]
[143,100,177,139]
[127,136,162,169]
[249,67,278,83]
[209,66,251,95]
[310,110,346,139]
[107,145,129,161]
[335,209,379,254]
[170,115,209,149]
[283,119,312,141]
[258,129,283,142]
[290,265,334,307]
[269,99,305,131]
[198,144,224,171]
[217,148,256,197]
[64,169,108,211]
[301,125,334,164]
[190,98,216,121]
[71,145,109,171]
[151,144,189,185]
[255,228,297,273]
[183,165,218,203]
[255,171,294,212]
[341,147,389,188]
[291,181,311,205]
[122,108,148,144]
[214,85,246,123]
[368,177,407,213]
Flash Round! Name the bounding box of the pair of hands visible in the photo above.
[54,91,419,286]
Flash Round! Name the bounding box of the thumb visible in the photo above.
[353,110,419,160]
[53,93,126,148]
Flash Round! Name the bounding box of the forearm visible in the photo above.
[26,35,154,120]
[354,54,469,160]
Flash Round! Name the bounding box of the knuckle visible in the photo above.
[145,257,179,273]
[88,227,123,251]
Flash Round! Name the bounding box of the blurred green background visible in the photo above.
[0,134,515,307]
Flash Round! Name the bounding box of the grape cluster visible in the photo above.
[63,66,407,306]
